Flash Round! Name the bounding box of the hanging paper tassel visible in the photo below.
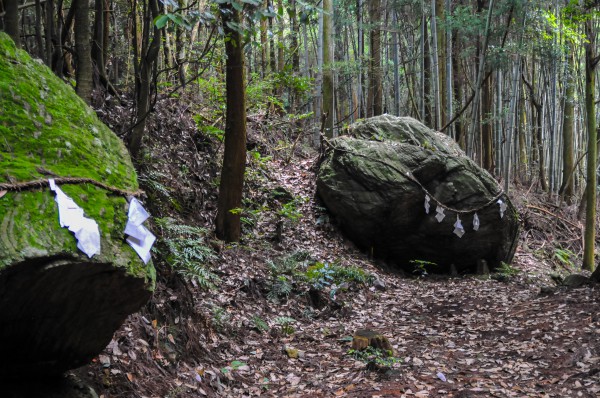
[473,213,480,231]
[424,195,431,214]
[497,199,507,219]
[453,215,465,238]
[435,206,446,222]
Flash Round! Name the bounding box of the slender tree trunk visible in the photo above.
[392,10,400,115]
[45,0,55,66]
[34,0,45,60]
[452,32,464,148]
[357,0,365,118]
[369,0,382,117]
[216,2,247,243]
[583,18,597,271]
[268,0,276,73]
[92,0,109,87]
[277,0,284,73]
[559,51,575,202]
[430,0,441,129]
[4,0,20,46]
[75,0,93,104]
[260,0,268,77]
[289,0,299,72]
[482,73,493,172]
[322,0,334,137]
[423,18,432,126]
[518,91,528,182]
[444,0,453,136]
[129,0,161,158]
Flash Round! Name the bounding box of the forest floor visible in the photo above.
[77,100,600,398]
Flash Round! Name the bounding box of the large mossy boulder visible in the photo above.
[317,115,519,274]
[0,33,155,378]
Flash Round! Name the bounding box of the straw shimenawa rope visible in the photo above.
[0,177,144,197]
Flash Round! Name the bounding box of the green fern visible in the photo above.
[155,217,219,289]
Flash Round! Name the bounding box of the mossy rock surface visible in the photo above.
[317,115,519,274]
[0,33,155,378]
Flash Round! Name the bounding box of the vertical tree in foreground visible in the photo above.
[582,15,598,271]
[322,0,334,137]
[216,1,247,242]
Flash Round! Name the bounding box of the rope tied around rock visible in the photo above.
[321,135,506,215]
[0,177,144,198]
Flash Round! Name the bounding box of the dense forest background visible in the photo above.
[3,1,600,397]
[2,0,599,261]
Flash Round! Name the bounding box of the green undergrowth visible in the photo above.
[266,251,373,302]
[347,346,402,368]
[154,217,219,289]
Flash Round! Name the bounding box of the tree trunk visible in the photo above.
[92,0,109,87]
[422,15,432,126]
[430,0,441,129]
[216,2,247,243]
[4,0,20,46]
[481,73,493,172]
[260,0,268,77]
[44,0,55,67]
[128,0,161,159]
[369,0,382,117]
[74,0,93,104]
[559,51,575,203]
[518,91,528,182]
[582,19,597,271]
[322,0,334,137]
[357,0,365,118]
[34,0,45,60]
[277,0,284,73]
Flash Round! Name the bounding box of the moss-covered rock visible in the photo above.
[317,115,519,274]
[0,33,155,378]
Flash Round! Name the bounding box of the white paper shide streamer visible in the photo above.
[453,215,465,238]
[125,198,156,264]
[435,205,445,222]
[473,213,480,231]
[497,199,507,219]
[49,178,101,258]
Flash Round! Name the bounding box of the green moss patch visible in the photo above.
[0,32,154,284]
[0,32,136,189]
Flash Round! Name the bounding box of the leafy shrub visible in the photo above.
[554,248,576,269]
[266,251,311,301]
[277,198,305,224]
[251,315,269,333]
[304,261,372,289]
[273,316,296,335]
[211,305,230,332]
[155,217,219,289]
[347,346,402,368]
[495,261,520,277]
[409,259,437,276]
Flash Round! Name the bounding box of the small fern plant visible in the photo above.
[155,217,219,289]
